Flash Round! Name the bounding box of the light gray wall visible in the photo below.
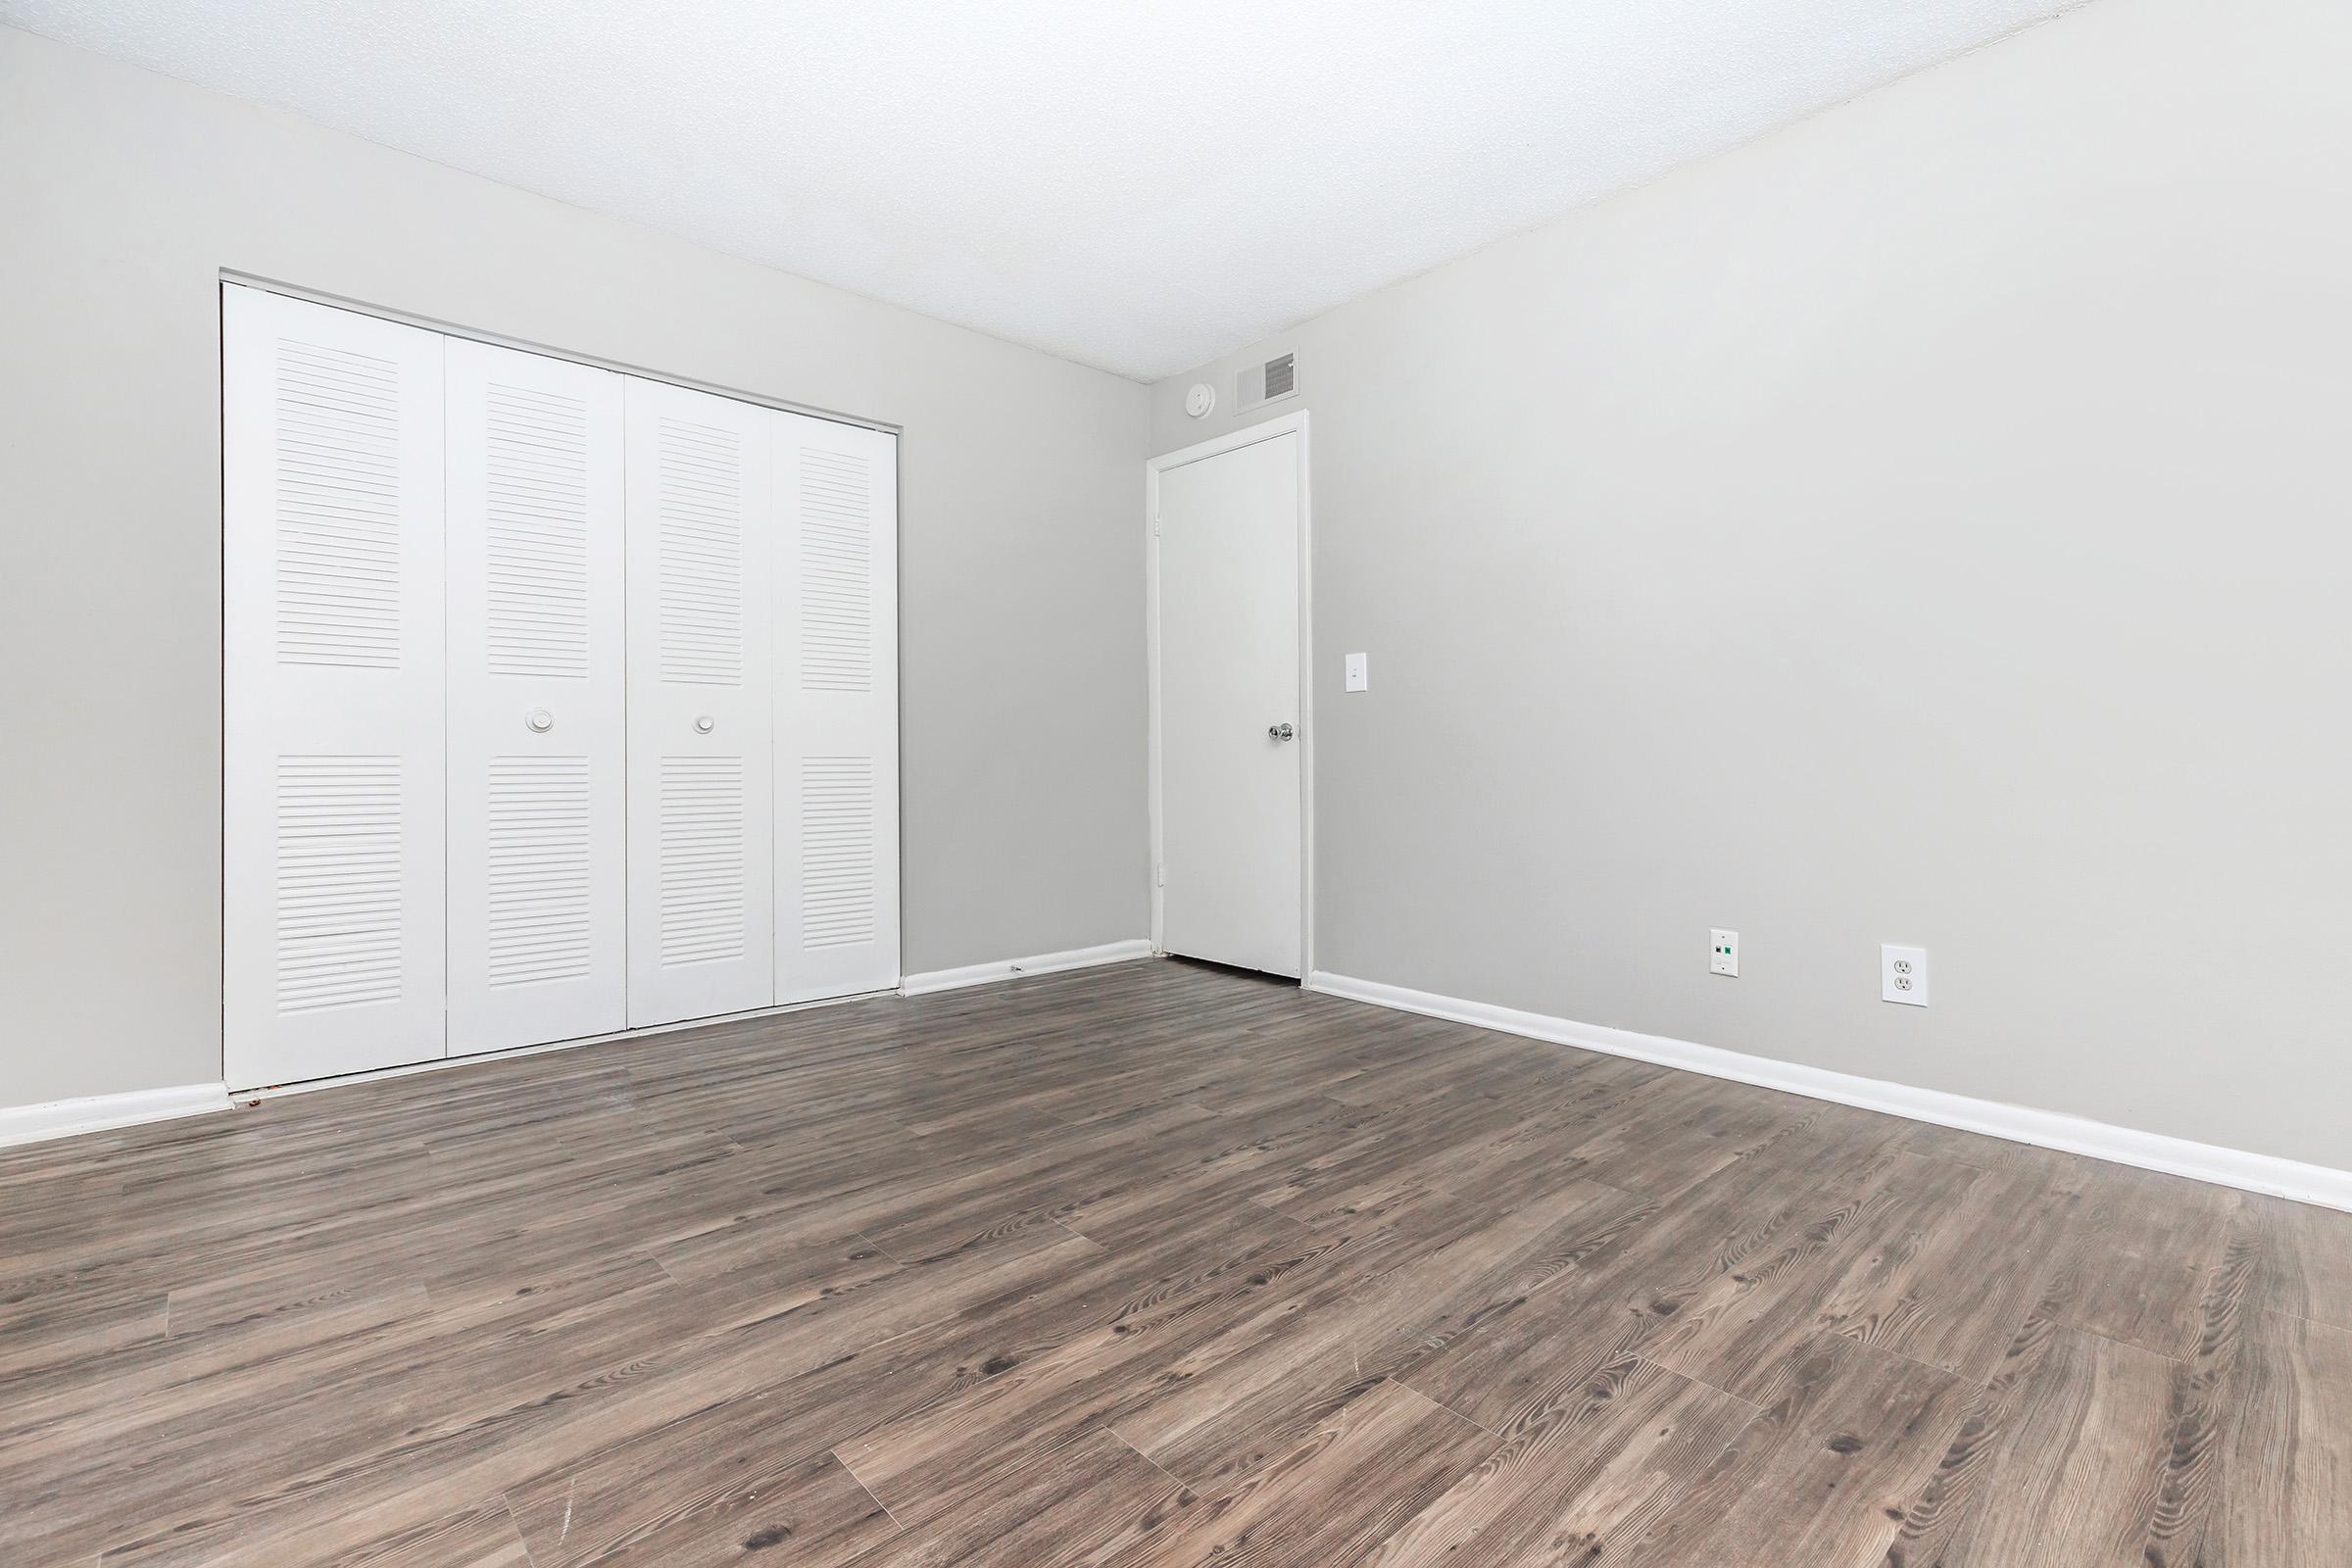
[1152,0,2352,1170]
[0,26,1150,1109]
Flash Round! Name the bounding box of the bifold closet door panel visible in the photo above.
[445,341,626,1054]
[222,284,448,1089]
[774,416,901,1003]
[624,377,776,1027]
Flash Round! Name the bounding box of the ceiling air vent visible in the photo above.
[1236,352,1297,413]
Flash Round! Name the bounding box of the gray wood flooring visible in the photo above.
[2,957,2345,1565]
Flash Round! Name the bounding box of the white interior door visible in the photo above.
[222,284,448,1087]
[774,415,901,1003]
[624,377,775,1026]
[1155,430,1302,978]
[445,340,626,1054]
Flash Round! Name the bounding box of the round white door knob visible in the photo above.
[694,715,715,734]
[525,709,555,733]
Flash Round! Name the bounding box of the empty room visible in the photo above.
[3,0,2348,1562]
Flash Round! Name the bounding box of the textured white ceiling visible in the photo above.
[4,0,2073,379]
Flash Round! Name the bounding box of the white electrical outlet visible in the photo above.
[1710,929,1739,978]
[1345,652,1369,692]
[1882,945,1929,1005]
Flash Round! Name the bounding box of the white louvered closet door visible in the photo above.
[773,415,901,1002]
[445,341,626,1054]
[624,377,776,1027]
[222,285,448,1089]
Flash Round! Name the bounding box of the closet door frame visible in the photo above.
[222,276,905,1088]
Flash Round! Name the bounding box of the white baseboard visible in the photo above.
[1307,970,2352,1214]
[5,956,1148,1145]
[902,939,1155,997]
[0,1082,232,1151]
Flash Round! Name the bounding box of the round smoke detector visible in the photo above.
[1184,382,1216,418]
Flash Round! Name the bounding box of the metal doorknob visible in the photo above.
[1268,722,1296,742]
[525,709,555,733]
[694,715,716,734]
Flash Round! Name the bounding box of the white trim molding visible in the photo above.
[1307,970,2352,1214]
[0,1082,232,1151]
[222,271,902,435]
[901,940,1155,998]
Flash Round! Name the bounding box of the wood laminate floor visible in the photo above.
[4,958,2348,1566]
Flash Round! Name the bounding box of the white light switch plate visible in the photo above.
[1710,929,1739,977]
[1882,945,1929,1005]
[1344,652,1368,692]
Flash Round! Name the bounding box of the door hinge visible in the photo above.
[1155,863,1165,887]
